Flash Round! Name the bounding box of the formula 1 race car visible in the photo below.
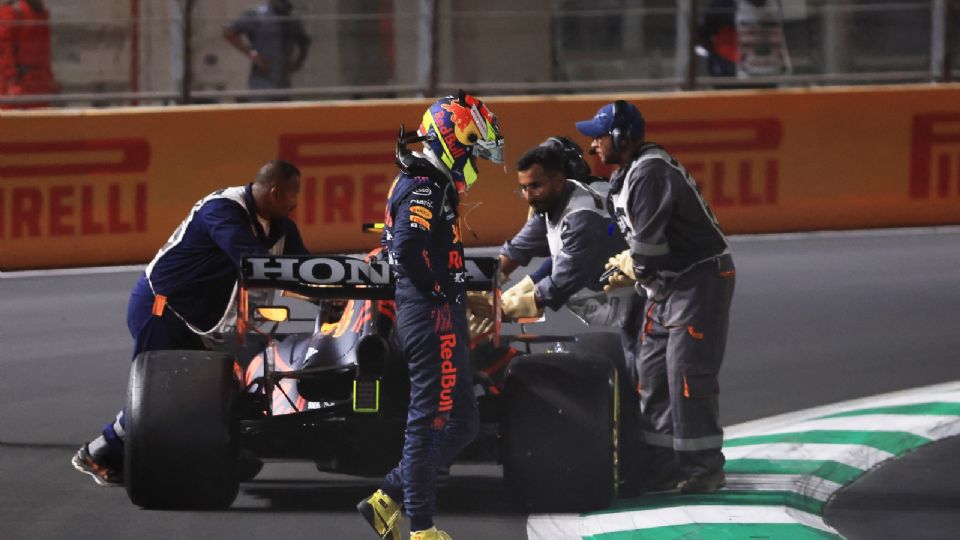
[122,252,635,512]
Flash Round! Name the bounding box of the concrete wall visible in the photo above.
[439,0,553,85]
[36,0,936,101]
[45,1,134,93]
[44,0,406,97]
[42,0,555,98]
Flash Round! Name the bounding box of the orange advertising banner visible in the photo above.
[1,84,959,271]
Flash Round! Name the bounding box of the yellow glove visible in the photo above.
[468,313,495,341]
[605,249,637,280]
[501,289,542,321]
[603,272,636,293]
[466,291,495,341]
[466,291,494,321]
[502,275,535,303]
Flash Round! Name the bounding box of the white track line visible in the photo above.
[0,264,145,279]
[728,225,960,243]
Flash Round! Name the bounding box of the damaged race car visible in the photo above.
[122,250,636,512]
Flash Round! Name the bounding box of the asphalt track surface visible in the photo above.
[2,227,960,540]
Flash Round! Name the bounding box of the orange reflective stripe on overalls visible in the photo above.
[644,303,655,335]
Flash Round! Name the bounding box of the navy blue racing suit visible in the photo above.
[101,184,307,456]
[379,169,479,528]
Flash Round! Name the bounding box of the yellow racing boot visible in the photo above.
[357,489,402,539]
[410,527,452,540]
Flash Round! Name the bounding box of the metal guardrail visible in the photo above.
[0,85,424,107]
[3,72,956,108]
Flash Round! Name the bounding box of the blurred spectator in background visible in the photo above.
[0,0,55,109]
[699,0,738,77]
[699,0,791,81]
[223,0,311,101]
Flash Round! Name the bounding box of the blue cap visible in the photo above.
[575,101,645,140]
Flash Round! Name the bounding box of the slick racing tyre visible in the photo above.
[569,332,625,369]
[501,352,620,512]
[125,350,240,509]
[569,332,642,495]
[569,332,637,425]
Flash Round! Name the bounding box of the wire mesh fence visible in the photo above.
[0,0,956,109]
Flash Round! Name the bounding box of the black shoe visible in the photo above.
[621,458,682,496]
[677,469,726,494]
[637,466,683,494]
[71,444,123,486]
[645,473,683,493]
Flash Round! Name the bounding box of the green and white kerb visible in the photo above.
[527,380,960,540]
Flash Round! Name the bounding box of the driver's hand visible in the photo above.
[468,313,495,341]
[466,291,495,321]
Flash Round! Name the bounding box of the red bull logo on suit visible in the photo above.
[438,333,458,412]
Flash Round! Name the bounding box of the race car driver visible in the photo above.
[72,160,308,486]
[578,100,735,494]
[357,92,504,540]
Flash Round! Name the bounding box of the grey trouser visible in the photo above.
[636,253,735,476]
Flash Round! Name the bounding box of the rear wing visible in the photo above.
[239,255,501,300]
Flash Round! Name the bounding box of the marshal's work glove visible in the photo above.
[502,275,535,303]
[501,289,542,320]
[603,272,636,292]
[606,249,636,280]
[603,249,637,292]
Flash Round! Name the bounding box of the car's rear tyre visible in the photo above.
[125,350,240,509]
[501,352,619,512]
[569,332,625,367]
[236,449,264,482]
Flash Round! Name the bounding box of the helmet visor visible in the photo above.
[474,136,504,164]
[463,97,503,164]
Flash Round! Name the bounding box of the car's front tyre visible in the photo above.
[501,351,620,512]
